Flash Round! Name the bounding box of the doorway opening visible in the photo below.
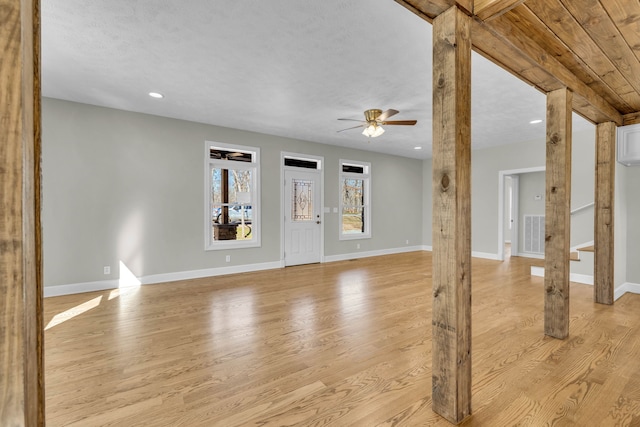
[497,166,545,261]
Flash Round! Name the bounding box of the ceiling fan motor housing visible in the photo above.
[364,109,383,122]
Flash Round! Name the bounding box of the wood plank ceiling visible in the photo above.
[396,0,640,126]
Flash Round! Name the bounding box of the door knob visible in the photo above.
[316,220,321,224]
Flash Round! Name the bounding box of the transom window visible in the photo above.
[204,142,260,250]
[339,159,371,239]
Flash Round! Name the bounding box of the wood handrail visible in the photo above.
[571,202,595,215]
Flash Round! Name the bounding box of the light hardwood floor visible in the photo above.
[44,252,640,426]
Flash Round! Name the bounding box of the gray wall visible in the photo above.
[422,160,433,247]
[42,98,423,288]
[422,125,596,256]
[42,98,639,288]
[470,136,545,255]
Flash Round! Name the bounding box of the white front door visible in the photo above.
[284,169,322,266]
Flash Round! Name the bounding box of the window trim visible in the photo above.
[339,159,371,240]
[204,141,261,250]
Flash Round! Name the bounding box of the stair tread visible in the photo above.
[576,245,594,252]
[570,252,580,261]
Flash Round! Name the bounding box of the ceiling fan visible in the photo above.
[337,109,417,138]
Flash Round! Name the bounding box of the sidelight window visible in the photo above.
[339,160,371,239]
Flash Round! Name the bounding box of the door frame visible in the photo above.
[497,166,545,261]
[506,174,520,256]
[280,152,325,266]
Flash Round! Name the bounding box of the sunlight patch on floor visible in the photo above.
[45,296,103,330]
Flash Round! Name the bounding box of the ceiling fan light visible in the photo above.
[362,124,375,137]
[362,123,384,138]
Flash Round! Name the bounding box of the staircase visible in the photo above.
[529,202,595,285]
[531,242,594,285]
[570,244,594,262]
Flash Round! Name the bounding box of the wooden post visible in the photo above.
[544,88,572,339]
[432,6,472,424]
[0,0,44,425]
[594,122,616,305]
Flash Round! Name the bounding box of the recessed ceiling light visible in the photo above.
[148,92,164,99]
[414,146,422,150]
[530,119,542,124]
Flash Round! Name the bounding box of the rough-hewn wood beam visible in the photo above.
[0,0,44,424]
[478,14,622,125]
[395,0,623,126]
[544,88,572,339]
[431,6,472,424]
[562,0,640,98]
[521,0,640,114]
[594,122,616,305]
[623,112,640,126]
[395,0,472,22]
[474,0,525,21]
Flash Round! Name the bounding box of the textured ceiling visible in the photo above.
[41,0,592,159]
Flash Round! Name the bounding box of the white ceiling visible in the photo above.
[42,0,593,159]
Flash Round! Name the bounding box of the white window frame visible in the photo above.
[339,159,371,240]
[204,141,260,250]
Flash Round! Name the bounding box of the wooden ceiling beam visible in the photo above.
[514,2,640,114]
[562,0,640,100]
[395,0,472,21]
[395,0,624,126]
[623,112,640,126]
[474,0,525,21]
[481,14,622,125]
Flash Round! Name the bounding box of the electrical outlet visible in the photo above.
[103,266,110,275]
[225,255,231,263]
[356,243,360,249]
[406,239,409,245]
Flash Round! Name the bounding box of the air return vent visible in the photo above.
[523,215,545,254]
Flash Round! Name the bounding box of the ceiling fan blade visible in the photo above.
[376,109,399,122]
[337,118,366,123]
[337,124,365,133]
[381,120,417,126]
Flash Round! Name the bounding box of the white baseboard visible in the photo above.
[44,279,121,297]
[44,260,284,298]
[518,252,545,260]
[139,261,284,286]
[531,266,544,277]
[529,266,593,285]
[45,246,427,298]
[324,245,423,263]
[472,251,500,261]
[531,268,640,302]
[615,282,640,301]
[420,246,499,261]
[570,273,594,285]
